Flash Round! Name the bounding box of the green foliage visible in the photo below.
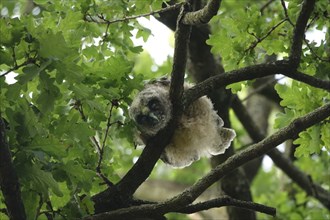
[0,0,165,218]
[274,81,330,158]
[0,0,329,219]
[252,167,330,220]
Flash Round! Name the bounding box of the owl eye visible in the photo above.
[148,98,161,111]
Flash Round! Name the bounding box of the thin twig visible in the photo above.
[96,99,122,187]
[0,57,39,78]
[35,194,44,219]
[241,76,285,102]
[306,13,319,30]
[84,2,184,25]
[304,38,330,62]
[73,100,114,187]
[245,18,288,52]
[0,45,40,78]
[260,0,276,14]
[280,0,294,26]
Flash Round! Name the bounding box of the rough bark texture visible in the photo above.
[186,1,256,219]
[0,118,26,220]
[85,103,330,220]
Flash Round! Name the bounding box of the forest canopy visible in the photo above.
[0,0,329,220]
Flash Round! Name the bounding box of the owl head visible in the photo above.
[129,80,172,137]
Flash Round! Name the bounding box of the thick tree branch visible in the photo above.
[176,196,275,216]
[182,0,221,25]
[167,102,330,207]
[183,61,330,108]
[0,118,26,220]
[183,1,256,218]
[231,97,330,209]
[86,196,275,220]
[105,1,192,204]
[169,2,192,114]
[93,4,190,213]
[289,0,316,67]
[86,102,330,219]
[91,0,327,215]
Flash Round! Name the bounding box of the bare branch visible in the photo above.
[84,3,184,25]
[182,0,222,25]
[85,102,330,219]
[114,1,192,199]
[177,196,276,216]
[183,61,330,109]
[169,2,192,114]
[280,0,294,26]
[165,102,330,212]
[289,0,316,67]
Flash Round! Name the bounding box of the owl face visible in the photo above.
[129,85,172,136]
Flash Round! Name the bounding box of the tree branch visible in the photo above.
[280,0,294,26]
[176,196,276,216]
[182,0,222,25]
[0,118,26,220]
[0,57,38,78]
[74,100,114,187]
[83,3,184,25]
[260,0,276,14]
[289,0,316,67]
[114,0,192,200]
[231,97,330,209]
[86,102,330,219]
[169,2,192,113]
[167,102,330,209]
[268,150,330,209]
[183,61,330,109]
[245,18,288,53]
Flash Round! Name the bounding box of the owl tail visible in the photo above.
[209,127,236,155]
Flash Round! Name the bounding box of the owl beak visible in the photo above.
[149,112,159,122]
[141,107,159,122]
[141,106,149,115]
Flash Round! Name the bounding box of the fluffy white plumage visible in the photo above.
[129,78,236,168]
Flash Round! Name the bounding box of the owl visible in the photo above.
[129,77,236,168]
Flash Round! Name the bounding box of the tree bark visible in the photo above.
[0,118,26,220]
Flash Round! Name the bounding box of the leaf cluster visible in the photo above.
[0,0,161,218]
[0,0,329,219]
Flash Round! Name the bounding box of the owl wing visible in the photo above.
[208,115,236,155]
